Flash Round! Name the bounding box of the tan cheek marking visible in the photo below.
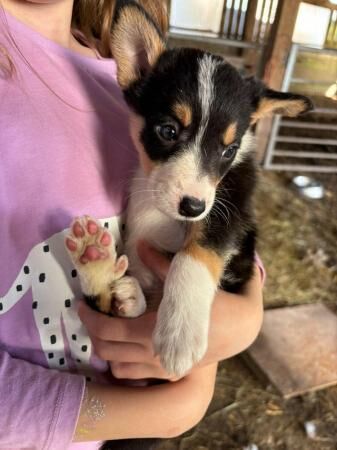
[223,122,237,146]
[138,148,156,175]
[251,98,308,124]
[185,242,223,283]
[129,113,156,175]
[173,102,193,127]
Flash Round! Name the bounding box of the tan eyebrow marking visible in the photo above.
[223,122,238,146]
[173,102,193,127]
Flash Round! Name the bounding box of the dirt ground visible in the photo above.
[159,170,337,450]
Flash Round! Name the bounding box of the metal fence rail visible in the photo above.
[263,44,337,174]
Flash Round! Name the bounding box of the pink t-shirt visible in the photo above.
[0,8,266,450]
[0,9,138,450]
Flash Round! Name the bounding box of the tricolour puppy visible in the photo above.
[67,0,313,376]
[66,2,313,448]
[110,0,313,376]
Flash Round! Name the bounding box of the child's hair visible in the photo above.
[0,0,167,77]
[72,0,168,57]
[72,0,117,58]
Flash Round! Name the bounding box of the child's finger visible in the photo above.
[78,300,156,343]
[137,240,171,281]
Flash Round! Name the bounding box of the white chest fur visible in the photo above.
[125,168,186,290]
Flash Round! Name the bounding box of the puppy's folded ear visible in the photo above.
[112,1,167,89]
[136,0,169,36]
[246,77,314,124]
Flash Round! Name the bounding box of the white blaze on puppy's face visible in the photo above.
[195,54,219,152]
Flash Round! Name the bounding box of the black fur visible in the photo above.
[100,438,160,450]
[84,294,101,312]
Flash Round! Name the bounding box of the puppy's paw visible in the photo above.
[112,276,146,318]
[66,215,115,265]
[153,296,209,377]
[65,216,123,296]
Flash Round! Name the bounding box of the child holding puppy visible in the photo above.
[0,0,264,448]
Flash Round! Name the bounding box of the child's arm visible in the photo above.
[0,349,85,449]
[74,363,217,441]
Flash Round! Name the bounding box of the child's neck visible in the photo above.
[2,0,96,58]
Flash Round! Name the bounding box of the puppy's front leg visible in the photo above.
[153,245,223,377]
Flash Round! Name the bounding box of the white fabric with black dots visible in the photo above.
[0,216,124,372]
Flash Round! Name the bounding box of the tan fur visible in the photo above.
[173,102,193,127]
[112,6,165,88]
[223,122,237,146]
[136,0,168,35]
[129,113,156,174]
[185,242,223,283]
[251,98,308,124]
[184,222,223,282]
[98,290,114,314]
[139,150,156,175]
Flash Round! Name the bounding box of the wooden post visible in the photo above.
[243,0,259,74]
[303,0,337,10]
[261,0,301,90]
[256,0,301,162]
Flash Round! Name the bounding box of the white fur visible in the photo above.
[232,130,255,167]
[196,54,219,151]
[153,252,217,376]
[125,168,187,290]
[112,276,146,318]
[148,152,216,221]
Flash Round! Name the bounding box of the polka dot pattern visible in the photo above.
[39,273,46,283]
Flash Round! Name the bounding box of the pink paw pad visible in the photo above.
[73,222,85,238]
[87,220,98,235]
[66,238,77,252]
[100,232,111,246]
[80,245,106,264]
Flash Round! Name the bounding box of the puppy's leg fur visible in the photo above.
[153,244,223,376]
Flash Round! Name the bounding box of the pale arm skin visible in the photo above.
[74,243,263,441]
[74,363,217,441]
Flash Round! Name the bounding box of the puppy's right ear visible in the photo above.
[112,1,167,89]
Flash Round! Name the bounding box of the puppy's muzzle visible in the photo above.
[179,196,206,218]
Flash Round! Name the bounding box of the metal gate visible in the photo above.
[263,44,337,173]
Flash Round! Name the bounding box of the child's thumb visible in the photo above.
[137,240,171,281]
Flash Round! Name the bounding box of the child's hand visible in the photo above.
[78,241,175,380]
[78,241,263,380]
[78,302,180,380]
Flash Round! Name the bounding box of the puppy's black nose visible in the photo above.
[179,196,206,218]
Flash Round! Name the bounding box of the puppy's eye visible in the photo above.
[222,143,239,159]
[156,124,178,142]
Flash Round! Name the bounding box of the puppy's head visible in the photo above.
[112,2,313,221]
